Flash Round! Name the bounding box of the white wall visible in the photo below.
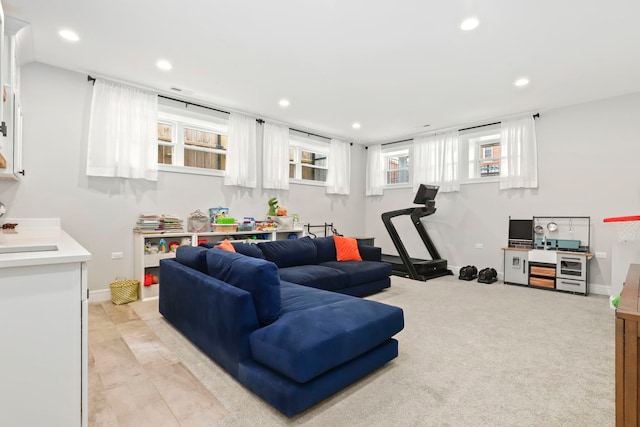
[365,91,640,292]
[0,63,367,291]
[2,62,639,294]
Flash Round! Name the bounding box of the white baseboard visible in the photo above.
[588,283,611,296]
[89,289,112,302]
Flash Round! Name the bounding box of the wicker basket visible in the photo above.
[109,278,139,305]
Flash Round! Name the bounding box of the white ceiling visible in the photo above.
[4,0,640,144]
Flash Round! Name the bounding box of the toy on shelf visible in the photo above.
[158,239,168,254]
[209,207,229,225]
[188,209,209,232]
[267,198,278,216]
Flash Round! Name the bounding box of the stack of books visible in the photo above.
[161,214,183,232]
[135,214,162,233]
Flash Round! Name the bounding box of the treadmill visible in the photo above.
[381,184,453,281]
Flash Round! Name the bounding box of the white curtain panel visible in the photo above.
[86,79,158,181]
[499,116,538,189]
[326,139,351,195]
[224,112,257,188]
[413,130,460,193]
[262,122,290,190]
[365,144,384,196]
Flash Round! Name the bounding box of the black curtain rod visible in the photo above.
[381,138,412,147]
[88,75,258,122]
[88,75,351,144]
[289,128,352,145]
[158,94,232,116]
[374,113,540,148]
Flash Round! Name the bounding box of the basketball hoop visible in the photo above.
[604,216,640,242]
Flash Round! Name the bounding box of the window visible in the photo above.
[382,146,410,186]
[479,142,500,177]
[289,135,329,184]
[157,102,229,175]
[462,126,501,181]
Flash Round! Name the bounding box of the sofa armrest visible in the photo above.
[159,259,261,377]
[358,244,382,262]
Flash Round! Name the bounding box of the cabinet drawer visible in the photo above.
[530,266,556,277]
[530,277,555,288]
[556,278,586,293]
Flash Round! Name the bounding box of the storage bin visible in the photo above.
[109,278,139,305]
[529,277,555,288]
[214,224,238,232]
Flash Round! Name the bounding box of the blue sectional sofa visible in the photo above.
[159,237,403,417]
[204,236,392,296]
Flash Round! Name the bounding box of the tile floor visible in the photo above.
[88,300,228,427]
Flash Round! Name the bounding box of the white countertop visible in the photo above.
[0,218,91,268]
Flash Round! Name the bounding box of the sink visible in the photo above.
[528,249,557,264]
[0,244,58,254]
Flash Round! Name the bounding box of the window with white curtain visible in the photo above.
[460,125,501,182]
[499,115,538,189]
[86,79,158,181]
[459,125,502,182]
[156,101,229,176]
[326,138,351,195]
[382,145,411,186]
[262,122,290,190]
[412,130,460,193]
[288,134,329,185]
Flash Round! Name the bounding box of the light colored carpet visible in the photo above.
[144,276,615,426]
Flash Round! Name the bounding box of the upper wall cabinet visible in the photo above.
[0,7,29,181]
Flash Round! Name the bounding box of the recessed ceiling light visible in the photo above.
[156,60,172,71]
[514,78,530,87]
[460,18,479,31]
[59,29,79,42]
[352,122,361,129]
[278,99,290,107]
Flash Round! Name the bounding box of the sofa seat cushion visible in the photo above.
[278,265,349,291]
[205,248,281,325]
[279,280,349,313]
[257,236,317,268]
[319,260,392,286]
[249,296,404,384]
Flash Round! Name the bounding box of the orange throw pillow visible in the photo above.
[334,235,362,261]
[215,239,236,252]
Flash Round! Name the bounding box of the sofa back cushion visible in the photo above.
[175,245,208,273]
[312,236,337,264]
[257,236,317,268]
[231,242,266,259]
[205,248,281,325]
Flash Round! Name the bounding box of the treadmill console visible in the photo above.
[413,184,439,205]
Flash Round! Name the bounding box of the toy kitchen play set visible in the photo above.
[502,216,592,295]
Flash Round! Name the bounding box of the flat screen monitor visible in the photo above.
[413,184,439,204]
[509,219,533,241]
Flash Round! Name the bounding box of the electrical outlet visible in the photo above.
[475,243,484,249]
[595,252,607,259]
[111,252,124,260]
